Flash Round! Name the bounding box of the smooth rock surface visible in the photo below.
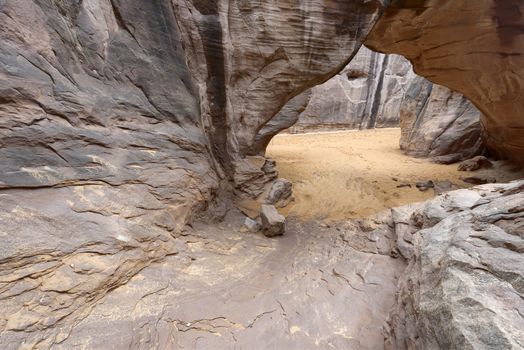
[398,76,484,163]
[293,46,416,132]
[366,0,524,164]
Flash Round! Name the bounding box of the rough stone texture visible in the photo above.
[366,0,524,164]
[399,76,484,163]
[458,156,493,172]
[386,181,524,349]
[260,204,286,237]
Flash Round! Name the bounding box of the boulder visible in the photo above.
[458,156,493,171]
[398,76,484,163]
[266,178,293,207]
[386,181,524,349]
[260,204,286,237]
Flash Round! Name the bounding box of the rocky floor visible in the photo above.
[1,181,523,349]
[0,211,402,349]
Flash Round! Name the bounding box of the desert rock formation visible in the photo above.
[399,76,484,163]
[386,181,524,349]
[366,0,524,163]
[254,46,484,164]
[294,46,416,131]
[1,0,523,348]
[0,1,386,347]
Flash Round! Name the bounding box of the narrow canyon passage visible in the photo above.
[2,1,524,348]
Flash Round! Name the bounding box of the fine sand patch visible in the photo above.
[266,128,524,221]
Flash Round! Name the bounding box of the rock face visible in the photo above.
[0,1,388,347]
[386,181,524,349]
[292,46,416,132]
[255,45,484,164]
[399,76,484,163]
[366,0,524,164]
[1,1,524,348]
[254,46,484,165]
[250,91,311,156]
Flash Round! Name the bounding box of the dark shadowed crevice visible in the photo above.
[366,55,389,129]
[191,0,230,174]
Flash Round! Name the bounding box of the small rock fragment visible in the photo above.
[433,181,454,195]
[260,204,286,237]
[416,180,434,192]
[461,176,497,185]
[396,183,412,188]
[242,217,261,233]
[458,156,493,171]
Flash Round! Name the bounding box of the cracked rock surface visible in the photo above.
[386,180,524,349]
[0,207,404,349]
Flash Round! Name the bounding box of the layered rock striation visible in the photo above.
[0,1,387,347]
[293,46,416,132]
[1,1,524,348]
[366,0,524,163]
[399,76,484,163]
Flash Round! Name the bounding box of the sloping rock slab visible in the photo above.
[386,180,524,349]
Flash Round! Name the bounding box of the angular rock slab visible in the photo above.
[386,181,524,349]
[261,204,286,237]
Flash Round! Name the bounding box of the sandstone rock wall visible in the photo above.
[292,46,416,132]
[386,181,524,349]
[0,1,387,347]
[254,46,483,164]
[366,0,524,163]
[399,76,484,164]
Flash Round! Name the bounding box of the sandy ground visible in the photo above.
[266,128,524,221]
